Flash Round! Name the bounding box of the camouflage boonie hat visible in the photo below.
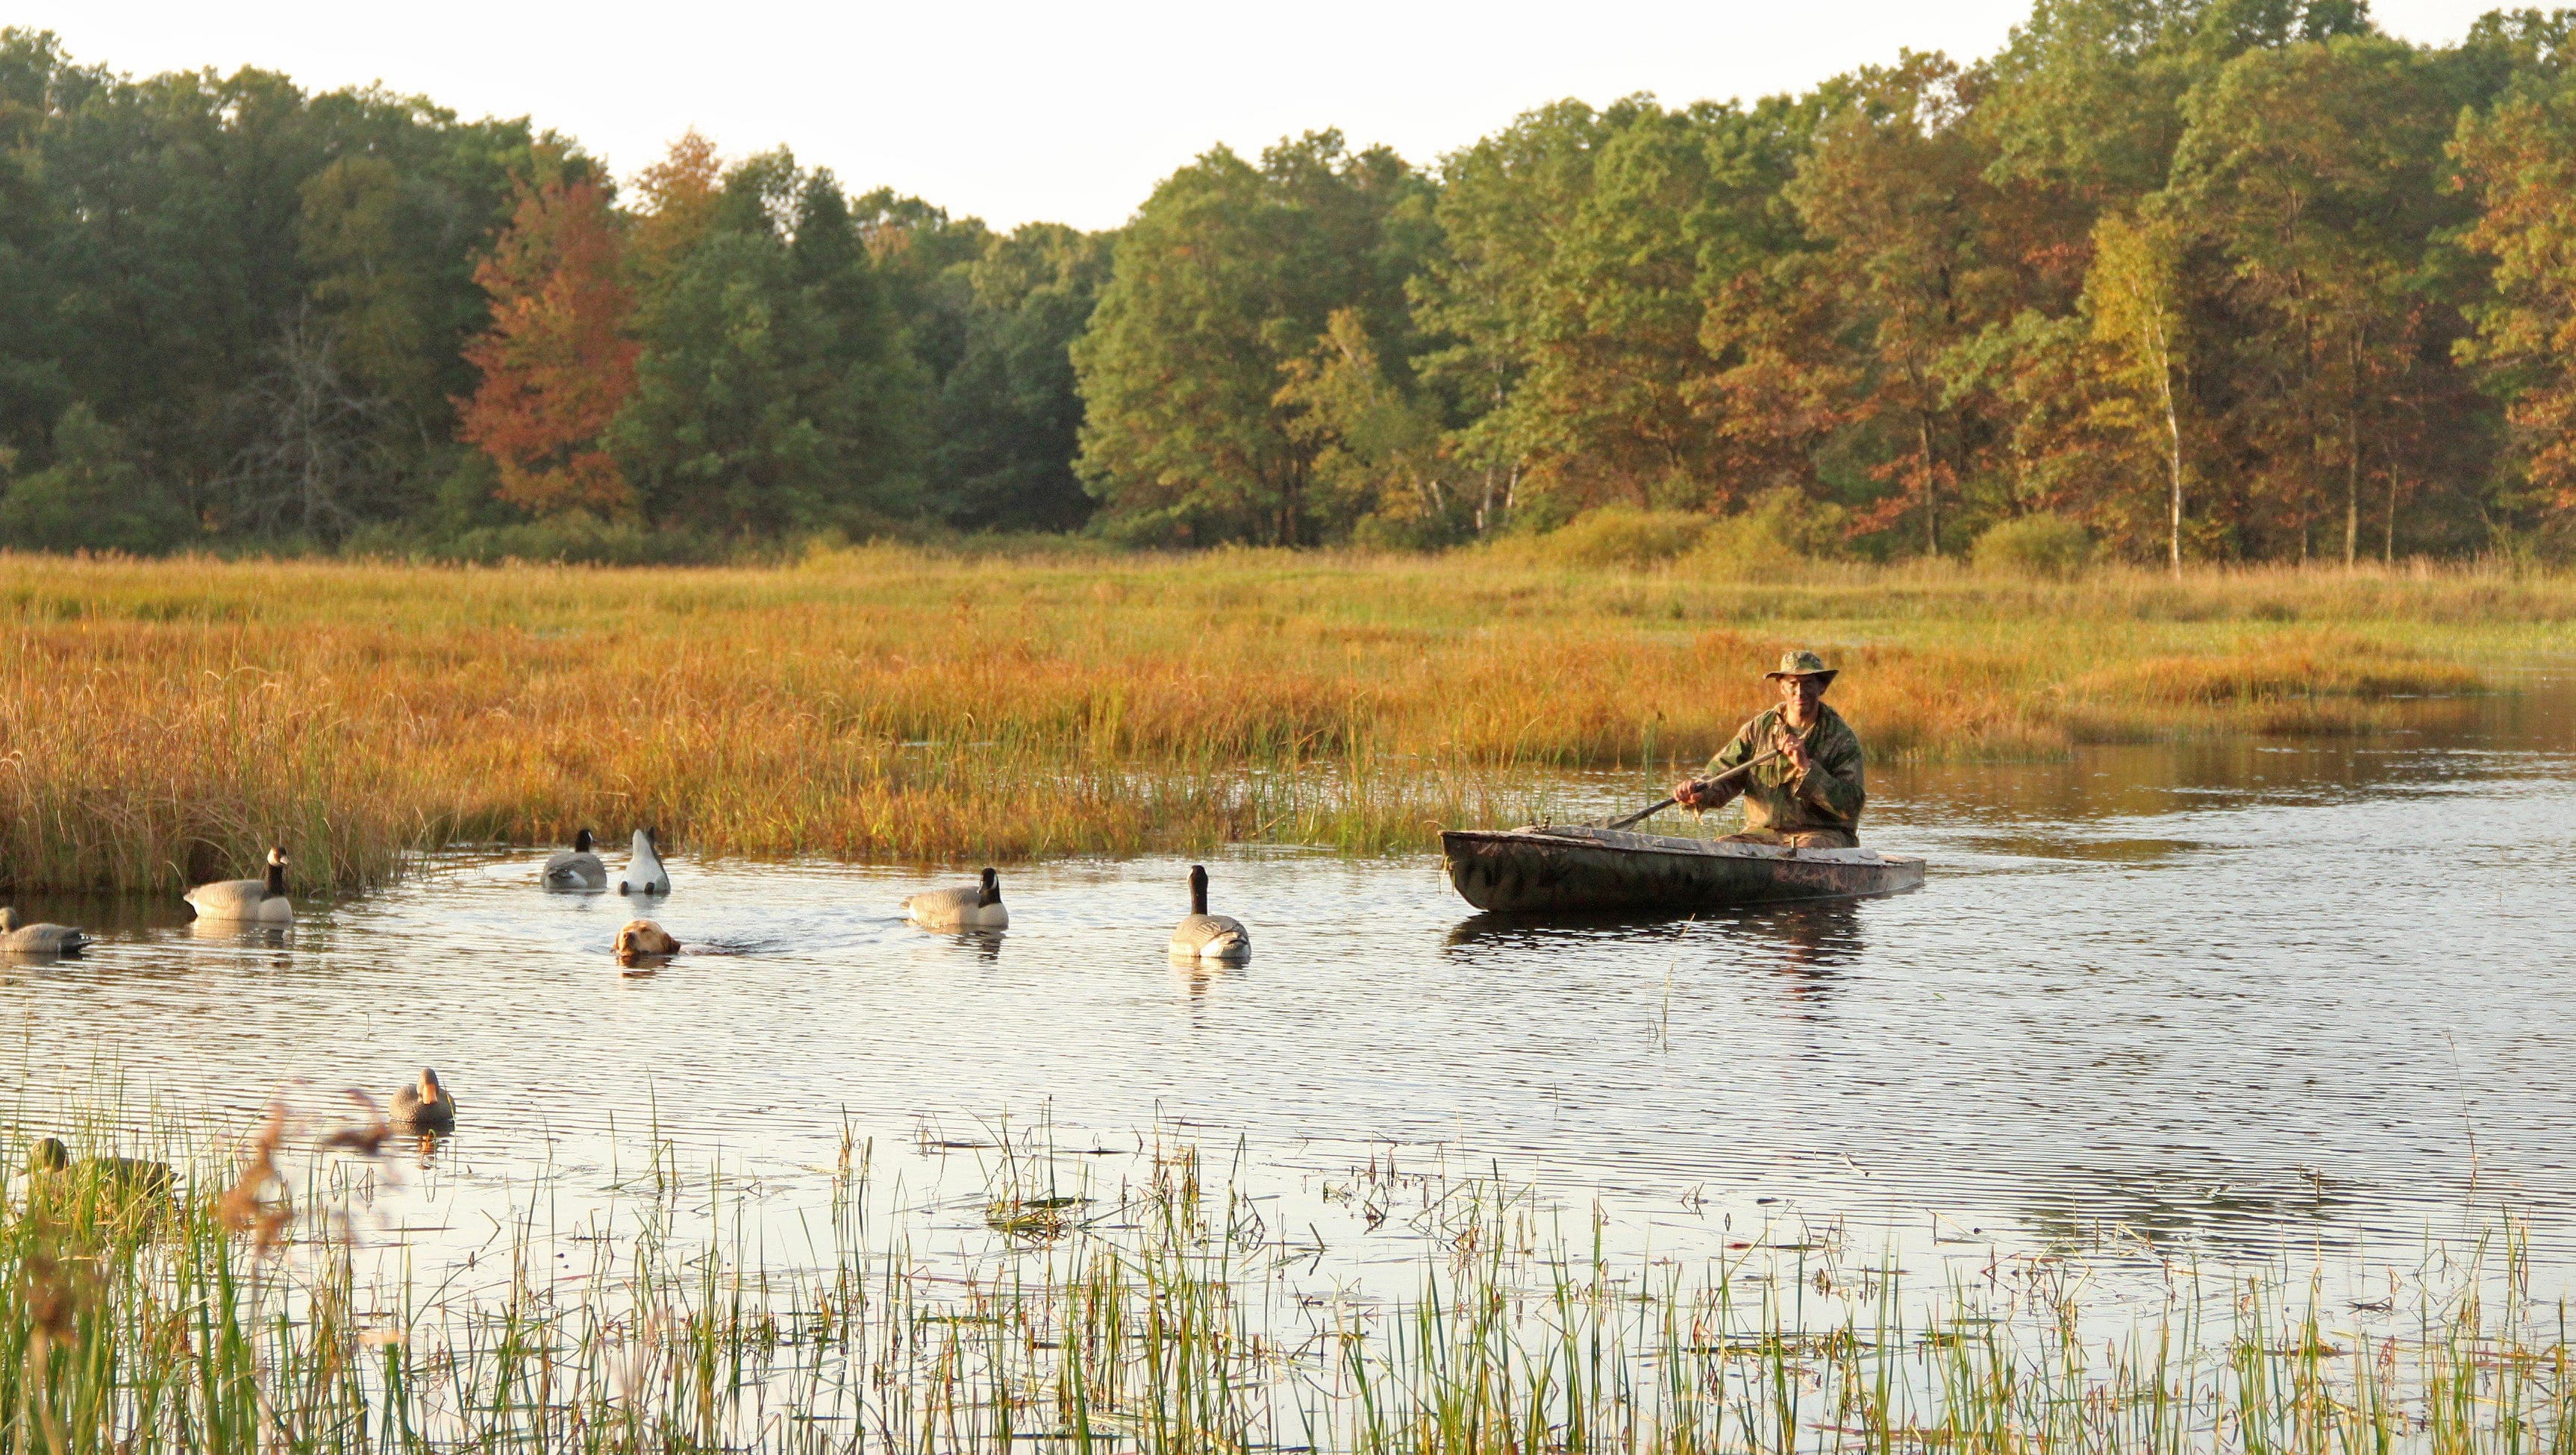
[1763,649,1838,687]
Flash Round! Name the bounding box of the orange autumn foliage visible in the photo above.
[456,172,640,516]
[628,128,725,283]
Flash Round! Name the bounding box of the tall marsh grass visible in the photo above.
[0,548,2549,890]
[1,1096,2568,1453]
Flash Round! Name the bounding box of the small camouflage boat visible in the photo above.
[1441,824,1925,913]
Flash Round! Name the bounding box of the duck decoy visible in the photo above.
[186,847,293,924]
[543,829,607,891]
[388,1068,455,1134]
[618,828,669,895]
[1169,864,1250,963]
[0,908,88,954]
[28,1136,174,1198]
[904,867,1009,931]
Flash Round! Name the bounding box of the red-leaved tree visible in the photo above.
[457,170,640,516]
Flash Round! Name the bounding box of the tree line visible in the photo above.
[8,1,2576,563]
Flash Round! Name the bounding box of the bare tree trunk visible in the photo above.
[2339,328,2366,568]
[1916,413,1939,559]
[2161,373,2183,576]
[220,306,387,542]
[2384,468,2397,564]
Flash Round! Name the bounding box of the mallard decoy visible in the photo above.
[0,908,88,954]
[388,1068,455,1133]
[27,1136,173,1198]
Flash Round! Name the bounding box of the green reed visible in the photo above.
[1,1095,2571,1452]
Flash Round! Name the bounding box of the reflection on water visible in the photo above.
[0,672,2570,1309]
[1962,835,2203,863]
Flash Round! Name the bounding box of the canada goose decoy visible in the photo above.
[28,1136,174,1198]
[1169,864,1250,963]
[388,1068,456,1134]
[618,828,669,895]
[904,867,1009,931]
[0,908,88,954]
[543,829,607,892]
[614,919,681,958]
[185,847,293,924]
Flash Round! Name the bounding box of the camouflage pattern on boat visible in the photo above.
[1441,824,1925,913]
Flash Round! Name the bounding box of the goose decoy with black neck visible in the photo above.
[544,829,607,891]
[0,908,88,954]
[904,867,1008,931]
[1169,865,1249,963]
[186,847,293,924]
[618,828,669,895]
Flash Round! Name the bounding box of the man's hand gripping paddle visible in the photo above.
[1599,746,1787,831]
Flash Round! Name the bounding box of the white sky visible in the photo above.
[25,0,2507,232]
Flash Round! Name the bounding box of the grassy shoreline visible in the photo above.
[0,548,2552,892]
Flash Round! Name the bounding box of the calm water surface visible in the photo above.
[1,671,2569,1309]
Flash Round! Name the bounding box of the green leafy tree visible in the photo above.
[0,31,74,461]
[2085,211,2192,567]
[1074,131,1430,544]
[2170,32,2475,562]
[1528,99,1817,517]
[930,223,1113,531]
[852,190,996,392]
[1785,54,2026,555]
[1275,307,1454,543]
[610,151,925,535]
[1410,100,1633,531]
[1980,0,2206,205]
[0,403,192,551]
[2455,37,2576,524]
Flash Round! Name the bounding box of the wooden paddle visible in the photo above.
[1602,746,1787,831]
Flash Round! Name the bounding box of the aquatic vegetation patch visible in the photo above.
[0,1090,2568,1453]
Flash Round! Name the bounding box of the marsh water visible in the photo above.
[1,669,2571,1328]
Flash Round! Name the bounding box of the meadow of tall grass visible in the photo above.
[0,547,2554,890]
[1,1091,2567,1454]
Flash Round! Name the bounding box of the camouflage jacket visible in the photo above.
[1701,703,1866,836]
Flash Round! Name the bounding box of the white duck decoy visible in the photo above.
[388,1068,455,1133]
[186,847,293,924]
[1169,864,1249,963]
[618,828,669,895]
[0,908,89,954]
[543,828,607,891]
[904,867,1008,931]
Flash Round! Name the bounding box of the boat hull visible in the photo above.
[1441,825,1925,913]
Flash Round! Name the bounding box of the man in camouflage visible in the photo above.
[1669,649,1865,849]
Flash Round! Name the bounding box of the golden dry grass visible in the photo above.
[0,547,2554,890]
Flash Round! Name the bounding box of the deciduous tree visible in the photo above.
[2085,211,2191,567]
[1074,132,1429,545]
[456,163,639,516]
